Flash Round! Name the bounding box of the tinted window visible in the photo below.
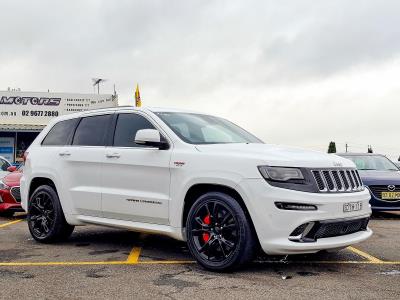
[113,113,155,147]
[0,158,10,171]
[72,114,112,146]
[42,118,80,146]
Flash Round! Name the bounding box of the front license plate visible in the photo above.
[381,192,400,200]
[343,201,362,212]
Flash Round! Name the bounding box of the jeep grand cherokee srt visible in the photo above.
[21,107,372,271]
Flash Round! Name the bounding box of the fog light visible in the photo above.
[275,202,317,211]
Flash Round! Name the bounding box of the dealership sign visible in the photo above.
[0,91,117,126]
[0,93,61,125]
[0,96,61,106]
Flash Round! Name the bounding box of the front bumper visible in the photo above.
[371,206,400,211]
[366,187,400,211]
[0,203,23,212]
[20,176,28,212]
[237,179,372,255]
[0,189,23,213]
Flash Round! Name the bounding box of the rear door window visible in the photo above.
[113,113,156,147]
[72,114,112,146]
[42,118,80,146]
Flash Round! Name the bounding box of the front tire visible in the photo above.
[186,192,257,271]
[28,185,74,243]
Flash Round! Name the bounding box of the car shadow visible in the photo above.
[371,211,400,219]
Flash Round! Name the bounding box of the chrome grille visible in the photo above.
[312,169,364,193]
[312,171,326,191]
[332,171,343,191]
[369,185,400,200]
[347,170,355,189]
[10,187,21,203]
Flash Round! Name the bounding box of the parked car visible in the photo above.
[0,156,12,180]
[337,153,400,212]
[395,162,400,169]
[21,107,372,271]
[0,165,24,217]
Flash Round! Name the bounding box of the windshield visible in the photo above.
[342,155,399,171]
[156,112,263,144]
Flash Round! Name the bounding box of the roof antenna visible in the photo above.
[92,78,107,94]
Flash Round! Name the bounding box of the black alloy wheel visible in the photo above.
[29,190,56,239]
[191,200,238,262]
[186,192,257,271]
[28,185,74,243]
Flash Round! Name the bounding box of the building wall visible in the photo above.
[0,91,118,125]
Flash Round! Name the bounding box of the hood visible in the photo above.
[359,170,400,185]
[195,143,355,168]
[3,171,23,187]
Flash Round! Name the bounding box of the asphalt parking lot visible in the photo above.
[0,212,399,300]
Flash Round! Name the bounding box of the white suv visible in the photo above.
[21,107,372,271]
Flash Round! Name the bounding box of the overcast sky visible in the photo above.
[1,0,399,159]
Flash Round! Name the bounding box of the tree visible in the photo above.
[328,141,337,153]
[367,145,373,153]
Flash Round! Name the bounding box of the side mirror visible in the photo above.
[7,166,17,172]
[135,129,169,150]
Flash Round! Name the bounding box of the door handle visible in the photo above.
[59,151,71,157]
[106,153,120,158]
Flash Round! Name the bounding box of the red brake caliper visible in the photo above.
[202,215,211,242]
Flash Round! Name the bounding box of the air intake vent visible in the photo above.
[10,187,21,203]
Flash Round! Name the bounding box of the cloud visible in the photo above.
[0,0,399,159]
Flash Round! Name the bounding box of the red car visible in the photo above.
[0,166,24,217]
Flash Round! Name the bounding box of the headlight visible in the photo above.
[258,166,304,182]
[0,180,9,190]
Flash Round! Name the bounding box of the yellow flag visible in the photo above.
[135,84,141,107]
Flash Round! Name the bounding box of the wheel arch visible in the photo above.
[28,177,58,200]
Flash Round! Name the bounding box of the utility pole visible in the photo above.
[345,143,348,153]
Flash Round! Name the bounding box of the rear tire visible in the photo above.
[28,185,74,243]
[186,192,257,271]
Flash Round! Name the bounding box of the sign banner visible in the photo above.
[0,91,116,125]
[0,137,15,162]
